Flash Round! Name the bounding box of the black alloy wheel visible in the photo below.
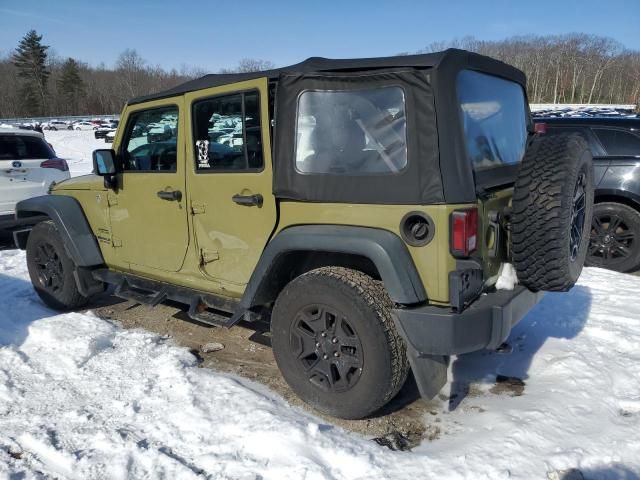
[587,202,640,272]
[292,304,363,393]
[33,242,64,293]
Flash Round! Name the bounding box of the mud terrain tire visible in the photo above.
[26,220,89,310]
[271,267,409,420]
[512,133,594,292]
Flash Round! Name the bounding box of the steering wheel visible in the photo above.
[157,146,177,171]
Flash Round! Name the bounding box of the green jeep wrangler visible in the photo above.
[14,49,593,419]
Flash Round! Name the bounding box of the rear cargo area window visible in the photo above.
[294,87,407,175]
[457,70,527,172]
[0,135,54,160]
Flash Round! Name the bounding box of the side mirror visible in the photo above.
[93,149,117,176]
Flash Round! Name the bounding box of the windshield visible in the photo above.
[457,70,527,177]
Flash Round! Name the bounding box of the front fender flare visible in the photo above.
[15,195,104,267]
[239,225,427,314]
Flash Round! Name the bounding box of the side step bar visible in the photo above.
[114,278,168,307]
[93,269,242,328]
[188,296,237,327]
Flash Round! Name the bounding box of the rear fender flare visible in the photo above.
[238,225,427,314]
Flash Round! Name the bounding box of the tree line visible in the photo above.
[1,30,638,119]
[0,30,275,118]
[411,34,640,106]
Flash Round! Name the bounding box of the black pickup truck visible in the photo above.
[535,117,640,272]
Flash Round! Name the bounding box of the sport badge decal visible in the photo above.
[196,139,210,168]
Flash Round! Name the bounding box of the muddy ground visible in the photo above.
[89,290,525,450]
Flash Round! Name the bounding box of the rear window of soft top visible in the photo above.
[457,70,528,173]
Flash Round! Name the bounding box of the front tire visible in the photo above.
[271,267,409,419]
[26,221,89,310]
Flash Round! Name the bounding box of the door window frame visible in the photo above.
[118,103,180,174]
[190,88,264,174]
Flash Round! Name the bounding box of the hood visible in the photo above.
[52,174,105,191]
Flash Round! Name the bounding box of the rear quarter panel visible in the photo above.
[277,203,470,305]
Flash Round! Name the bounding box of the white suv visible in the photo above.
[0,128,70,243]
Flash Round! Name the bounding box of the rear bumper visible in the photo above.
[393,286,543,357]
[392,286,543,399]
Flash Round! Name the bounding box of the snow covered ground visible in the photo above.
[0,133,639,479]
[43,130,107,177]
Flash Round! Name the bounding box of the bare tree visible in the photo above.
[1,33,638,119]
[220,58,275,74]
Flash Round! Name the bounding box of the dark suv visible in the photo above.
[534,117,640,272]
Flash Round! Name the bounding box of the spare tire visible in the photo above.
[511,133,594,292]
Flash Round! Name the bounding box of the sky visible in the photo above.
[0,0,639,72]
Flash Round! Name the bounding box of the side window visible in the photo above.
[294,87,407,175]
[192,91,263,172]
[593,129,640,157]
[121,106,178,172]
[545,126,601,157]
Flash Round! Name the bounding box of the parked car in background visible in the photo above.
[94,124,116,139]
[72,121,95,131]
[105,130,115,143]
[535,117,640,272]
[43,120,69,131]
[0,128,70,248]
[147,123,173,142]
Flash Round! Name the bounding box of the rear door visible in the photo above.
[184,79,277,296]
[0,133,65,215]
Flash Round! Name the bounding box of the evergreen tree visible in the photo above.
[12,30,50,116]
[58,58,84,114]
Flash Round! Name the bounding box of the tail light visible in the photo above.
[450,208,478,257]
[40,158,69,172]
[534,122,547,134]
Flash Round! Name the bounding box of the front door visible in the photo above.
[185,79,277,296]
[109,101,189,273]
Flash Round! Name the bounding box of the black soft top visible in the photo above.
[128,48,526,105]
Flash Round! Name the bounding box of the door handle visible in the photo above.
[157,190,182,202]
[232,193,263,207]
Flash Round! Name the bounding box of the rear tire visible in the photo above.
[512,133,594,291]
[271,267,409,419]
[26,221,89,310]
[586,202,640,273]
